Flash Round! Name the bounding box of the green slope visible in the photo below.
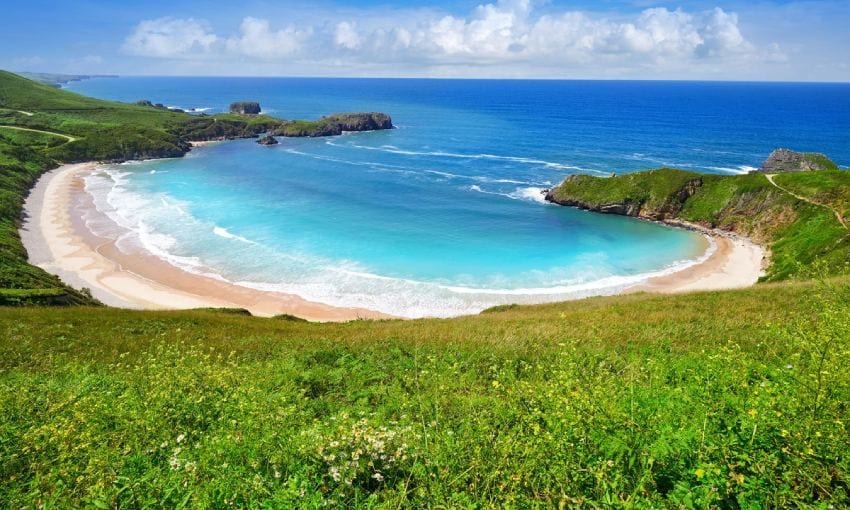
[1,280,848,507]
[548,168,850,280]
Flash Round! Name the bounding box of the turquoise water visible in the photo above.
[70,78,850,316]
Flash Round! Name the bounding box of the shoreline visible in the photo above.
[20,162,391,321]
[20,161,767,320]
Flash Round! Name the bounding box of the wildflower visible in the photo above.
[176,433,186,444]
[372,472,384,482]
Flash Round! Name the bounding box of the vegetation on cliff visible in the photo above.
[273,112,393,137]
[547,168,850,280]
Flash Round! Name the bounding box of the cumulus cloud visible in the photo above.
[334,22,362,50]
[121,2,784,76]
[225,17,310,58]
[123,18,217,58]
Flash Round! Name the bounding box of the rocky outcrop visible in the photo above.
[544,171,703,221]
[257,134,278,146]
[760,148,838,173]
[323,112,393,132]
[229,102,261,115]
[273,112,393,138]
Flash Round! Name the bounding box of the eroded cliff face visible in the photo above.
[544,172,703,221]
[274,113,394,138]
[760,148,838,173]
[229,102,262,115]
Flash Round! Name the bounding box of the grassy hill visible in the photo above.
[1,280,849,508]
[547,168,850,280]
[1,70,849,507]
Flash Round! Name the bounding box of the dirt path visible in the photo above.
[765,173,847,229]
[0,124,77,142]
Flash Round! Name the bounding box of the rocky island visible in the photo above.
[229,101,262,115]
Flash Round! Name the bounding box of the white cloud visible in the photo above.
[123,18,217,58]
[121,3,786,77]
[225,17,310,58]
[334,22,362,50]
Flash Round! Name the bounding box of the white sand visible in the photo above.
[19,163,388,321]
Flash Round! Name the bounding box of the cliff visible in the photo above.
[274,112,393,138]
[545,166,850,280]
[760,148,838,173]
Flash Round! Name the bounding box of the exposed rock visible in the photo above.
[544,172,703,221]
[229,101,261,115]
[273,112,393,138]
[257,134,278,146]
[760,148,838,173]
[322,112,393,131]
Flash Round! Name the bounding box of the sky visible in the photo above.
[1,0,848,81]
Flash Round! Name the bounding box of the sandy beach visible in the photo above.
[630,232,766,294]
[20,162,767,319]
[20,162,390,321]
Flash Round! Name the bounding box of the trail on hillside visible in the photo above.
[0,124,76,143]
[765,173,847,229]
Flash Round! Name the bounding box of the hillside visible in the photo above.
[1,279,849,507]
[546,168,850,280]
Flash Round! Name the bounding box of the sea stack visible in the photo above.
[229,101,261,115]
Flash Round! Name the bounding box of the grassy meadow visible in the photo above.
[2,279,849,507]
[1,70,849,507]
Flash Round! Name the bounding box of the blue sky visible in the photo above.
[1,0,848,80]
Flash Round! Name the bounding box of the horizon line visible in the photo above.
[13,70,850,86]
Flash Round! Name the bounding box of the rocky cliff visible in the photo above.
[273,112,393,138]
[229,102,261,115]
[544,169,704,221]
[759,148,838,173]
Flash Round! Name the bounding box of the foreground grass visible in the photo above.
[2,280,848,508]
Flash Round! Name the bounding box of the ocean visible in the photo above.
[66,78,850,317]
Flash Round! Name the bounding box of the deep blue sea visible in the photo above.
[67,78,850,316]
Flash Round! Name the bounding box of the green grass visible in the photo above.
[549,168,850,280]
[1,279,848,507]
[774,170,850,222]
[549,168,703,214]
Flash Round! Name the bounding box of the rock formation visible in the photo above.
[257,134,278,146]
[274,112,393,138]
[229,102,261,115]
[760,148,838,173]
